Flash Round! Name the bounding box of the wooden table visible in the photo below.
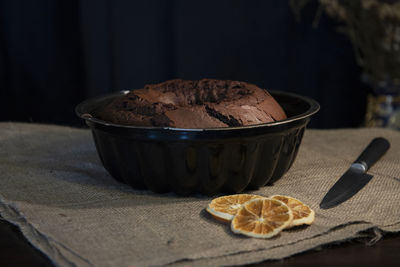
[1,216,399,267]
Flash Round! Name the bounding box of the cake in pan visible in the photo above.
[98,79,287,128]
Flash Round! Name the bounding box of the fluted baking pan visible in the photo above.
[76,90,319,195]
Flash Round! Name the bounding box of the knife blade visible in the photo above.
[320,137,390,209]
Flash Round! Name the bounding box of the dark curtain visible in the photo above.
[0,0,367,128]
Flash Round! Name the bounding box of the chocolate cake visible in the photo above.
[97,79,287,128]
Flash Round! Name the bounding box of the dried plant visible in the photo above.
[290,0,400,94]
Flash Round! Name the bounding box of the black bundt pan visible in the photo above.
[76,90,319,195]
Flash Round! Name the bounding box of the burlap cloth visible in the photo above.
[0,122,399,267]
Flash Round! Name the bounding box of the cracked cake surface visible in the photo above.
[97,79,287,128]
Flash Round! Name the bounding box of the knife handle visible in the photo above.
[355,137,390,171]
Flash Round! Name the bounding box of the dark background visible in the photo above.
[0,0,367,128]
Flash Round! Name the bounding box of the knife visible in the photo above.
[320,137,390,209]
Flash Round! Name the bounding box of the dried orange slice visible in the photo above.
[231,198,293,238]
[271,195,315,228]
[206,194,264,222]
